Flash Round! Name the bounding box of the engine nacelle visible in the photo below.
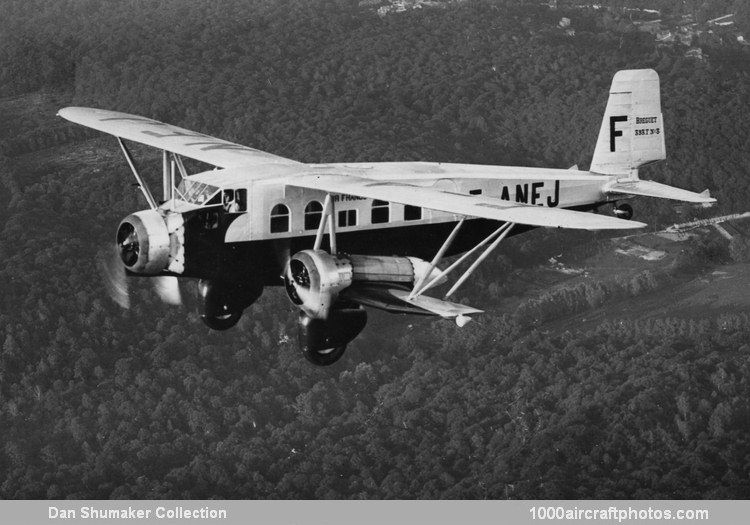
[116,210,170,275]
[284,249,445,319]
[285,250,352,320]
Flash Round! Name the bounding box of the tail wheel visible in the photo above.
[614,203,633,220]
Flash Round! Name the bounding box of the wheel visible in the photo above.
[201,311,242,330]
[301,344,347,366]
[296,308,365,366]
[614,203,633,220]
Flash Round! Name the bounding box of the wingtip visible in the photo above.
[57,106,96,122]
[57,106,76,120]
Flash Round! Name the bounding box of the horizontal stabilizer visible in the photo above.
[605,179,717,204]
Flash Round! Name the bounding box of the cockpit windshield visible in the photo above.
[177,179,221,205]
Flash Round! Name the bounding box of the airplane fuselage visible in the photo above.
[167,163,612,285]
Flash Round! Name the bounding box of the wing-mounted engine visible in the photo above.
[284,249,354,320]
[284,249,444,365]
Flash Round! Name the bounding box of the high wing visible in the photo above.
[288,174,646,230]
[57,107,301,169]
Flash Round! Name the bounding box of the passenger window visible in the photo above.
[404,205,422,221]
[270,204,290,233]
[338,209,357,227]
[470,189,482,195]
[371,200,389,224]
[304,201,323,230]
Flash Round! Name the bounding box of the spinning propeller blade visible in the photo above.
[99,244,182,308]
[153,276,182,306]
[99,244,130,309]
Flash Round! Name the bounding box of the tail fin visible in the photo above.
[590,69,666,177]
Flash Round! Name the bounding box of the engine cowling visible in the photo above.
[284,250,353,320]
[116,210,170,275]
[284,249,445,319]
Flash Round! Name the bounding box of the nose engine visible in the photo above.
[116,210,171,275]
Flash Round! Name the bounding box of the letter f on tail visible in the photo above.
[591,69,665,178]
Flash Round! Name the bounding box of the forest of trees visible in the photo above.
[1,0,750,499]
[561,0,750,27]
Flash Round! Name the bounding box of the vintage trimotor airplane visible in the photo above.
[59,69,715,365]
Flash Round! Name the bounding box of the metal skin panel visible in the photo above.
[590,69,666,176]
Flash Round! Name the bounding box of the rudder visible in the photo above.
[590,69,666,177]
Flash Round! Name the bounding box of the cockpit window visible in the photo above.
[177,179,221,205]
[224,188,247,212]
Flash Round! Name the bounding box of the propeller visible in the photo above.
[99,244,130,309]
[98,244,182,309]
[153,275,182,305]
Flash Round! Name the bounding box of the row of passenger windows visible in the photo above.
[269,200,422,233]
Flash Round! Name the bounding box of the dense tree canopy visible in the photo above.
[1,0,749,499]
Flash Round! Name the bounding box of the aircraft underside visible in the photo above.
[180,213,541,284]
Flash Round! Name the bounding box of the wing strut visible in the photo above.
[313,193,337,254]
[409,218,465,299]
[117,138,157,210]
[162,151,191,207]
[162,150,170,202]
[169,154,176,208]
[173,153,188,179]
[445,222,514,298]
[410,221,515,300]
